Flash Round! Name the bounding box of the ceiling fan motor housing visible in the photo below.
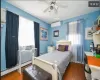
[50,6,54,10]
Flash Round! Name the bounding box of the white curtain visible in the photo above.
[68,21,84,62]
[18,16,34,47]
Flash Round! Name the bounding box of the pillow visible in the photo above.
[58,45,66,52]
[56,44,70,51]
[65,45,69,51]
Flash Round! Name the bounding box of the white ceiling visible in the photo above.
[7,0,100,24]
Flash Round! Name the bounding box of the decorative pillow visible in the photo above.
[58,45,66,52]
[65,45,69,51]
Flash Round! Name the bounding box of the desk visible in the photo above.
[87,56,100,67]
[85,52,100,79]
[85,52,100,67]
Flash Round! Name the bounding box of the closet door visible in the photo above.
[5,11,19,68]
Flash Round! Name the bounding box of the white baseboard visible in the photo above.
[1,65,19,76]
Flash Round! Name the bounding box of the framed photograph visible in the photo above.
[97,44,100,49]
[85,27,93,40]
[40,27,48,41]
[54,30,59,37]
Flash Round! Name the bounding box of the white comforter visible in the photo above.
[37,50,72,79]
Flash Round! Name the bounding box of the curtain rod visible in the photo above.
[64,18,88,24]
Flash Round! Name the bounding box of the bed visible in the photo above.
[33,40,72,80]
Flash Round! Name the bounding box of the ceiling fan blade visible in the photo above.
[43,7,50,13]
[54,8,58,14]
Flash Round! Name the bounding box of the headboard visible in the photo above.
[56,40,71,50]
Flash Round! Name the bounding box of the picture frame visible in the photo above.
[97,44,100,49]
[85,27,93,40]
[54,30,59,37]
[40,27,48,41]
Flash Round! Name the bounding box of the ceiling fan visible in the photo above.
[38,0,68,13]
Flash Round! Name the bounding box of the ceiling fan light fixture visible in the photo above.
[50,6,54,10]
[43,0,67,14]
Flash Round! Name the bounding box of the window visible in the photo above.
[18,17,34,46]
[68,21,81,45]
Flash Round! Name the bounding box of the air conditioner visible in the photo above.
[1,8,6,23]
[51,21,61,27]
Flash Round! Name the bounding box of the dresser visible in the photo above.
[47,46,55,53]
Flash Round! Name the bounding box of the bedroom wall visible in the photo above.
[1,0,51,71]
[51,10,100,52]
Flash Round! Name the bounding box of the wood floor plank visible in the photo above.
[1,71,22,80]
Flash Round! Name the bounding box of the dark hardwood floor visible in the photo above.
[1,62,86,80]
[63,62,86,80]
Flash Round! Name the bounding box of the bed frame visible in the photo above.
[33,40,71,80]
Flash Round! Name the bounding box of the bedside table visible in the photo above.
[48,46,55,53]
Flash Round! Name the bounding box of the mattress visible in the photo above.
[37,50,72,79]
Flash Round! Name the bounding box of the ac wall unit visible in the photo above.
[1,8,6,23]
[51,21,61,27]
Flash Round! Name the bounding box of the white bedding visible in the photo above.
[37,50,72,79]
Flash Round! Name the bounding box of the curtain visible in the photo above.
[77,20,84,62]
[0,24,2,55]
[34,22,40,57]
[6,11,19,68]
[67,20,84,63]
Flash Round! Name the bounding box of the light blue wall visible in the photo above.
[51,10,100,52]
[1,0,51,71]
[1,24,6,71]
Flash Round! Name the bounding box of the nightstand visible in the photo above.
[48,46,55,53]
